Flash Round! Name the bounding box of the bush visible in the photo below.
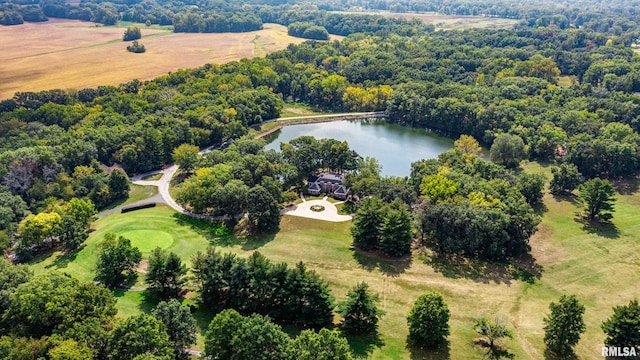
[123,26,142,41]
[126,41,146,53]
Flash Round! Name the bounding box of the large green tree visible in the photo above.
[204,309,290,360]
[246,185,280,232]
[289,328,353,360]
[108,314,174,360]
[172,143,199,174]
[543,294,586,356]
[95,232,142,287]
[378,201,413,257]
[549,163,582,195]
[351,197,385,251]
[489,134,526,168]
[2,272,116,339]
[407,292,450,348]
[578,178,616,221]
[146,247,187,298]
[336,282,383,334]
[56,198,97,252]
[152,300,197,360]
[602,299,640,353]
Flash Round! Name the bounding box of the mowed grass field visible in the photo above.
[0,20,334,99]
[27,164,640,359]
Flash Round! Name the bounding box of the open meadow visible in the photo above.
[0,20,330,99]
[25,161,640,359]
[336,11,519,30]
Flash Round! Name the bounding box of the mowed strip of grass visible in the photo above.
[27,163,640,359]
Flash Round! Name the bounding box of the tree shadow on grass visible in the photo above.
[574,215,620,239]
[612,177,640,195]
[111,289,159,314]
[511,253,544,284]
[474,339,514,360]
[346,332,385,359]
[544,349,579,360]
[44,249,81,270]
[352,248,411,277]
[532,201,548,216]
[551,193,579,206]
[191,304,215,337]
[427,254,514,285]
[406,340,450,360]
[172,213,276,250]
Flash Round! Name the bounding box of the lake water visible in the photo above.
[263,119,455,177]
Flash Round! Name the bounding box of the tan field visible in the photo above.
[335,11,519,30]
[0,20,337,99]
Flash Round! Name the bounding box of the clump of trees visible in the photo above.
[413,147,541,261]
[123,26,141,41]
[126,40,146,53]
[205,309,353,360]
[192,249,334,327]
[351,197,413,257]
[288,22,329,40]
[95,232,142,287]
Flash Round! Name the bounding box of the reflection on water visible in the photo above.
[263,119,455,177]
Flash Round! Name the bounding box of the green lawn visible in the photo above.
[27,163,640,359]
[102,184,158,211]
[279,102,332,118]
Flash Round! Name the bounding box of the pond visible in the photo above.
[263,119,455,177]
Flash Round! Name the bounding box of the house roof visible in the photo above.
[334,185,347,195]
[308,182,321,190]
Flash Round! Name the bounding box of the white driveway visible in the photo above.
[282,199,353,222]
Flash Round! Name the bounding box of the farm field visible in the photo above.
[0,20,332,99]
[25,161,640,359]
[337,11,520,30]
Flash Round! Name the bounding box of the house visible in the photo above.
[307,172,350,200]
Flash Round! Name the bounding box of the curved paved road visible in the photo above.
[103,113,367,221]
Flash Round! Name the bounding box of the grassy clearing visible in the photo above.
[0,21,308,100]
[334,11,519,30]
[100,183,158,211]
[279,102,332,118]
[142,173,163,181]
[26,161,640,359]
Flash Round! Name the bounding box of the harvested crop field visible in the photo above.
[0,20,331,99]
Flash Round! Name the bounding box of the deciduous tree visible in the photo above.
[543,294,586,356]
[108,314,174,360]
[289,328,353,360]
[474,317,513,359]
[407,292,450,348]
[95,232,142,287]
[602,299,640,352]
[152,300,197,360]
[578,178,616,221]
[172,144,199,174]
[490,134,526,168]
